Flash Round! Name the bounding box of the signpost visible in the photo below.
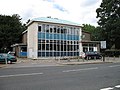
[100,41,106,49]
[100,41,106,62]
[3,54,8,64]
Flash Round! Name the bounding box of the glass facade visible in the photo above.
[83,43,97,52]
[38,24,80,57]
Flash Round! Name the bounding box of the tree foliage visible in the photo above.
[96,0,120,49]
[0,14,26,52]
[82,24,103,41]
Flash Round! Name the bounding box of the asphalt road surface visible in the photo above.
[0,63,120,90]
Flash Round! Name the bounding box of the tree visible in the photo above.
[82,24,103,41]
[96,0,120,49]
[94,26,104,41]
[0,14,26,52]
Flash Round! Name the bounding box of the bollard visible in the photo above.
[58,57,60,63]
[87,57,88,60]
[5,57,7,64]
[82,57,85,62]
[77,57,79,62]
[68,57,70,62]
[94,56,96,60]
[114,56,115,60]
[103,55,105,62]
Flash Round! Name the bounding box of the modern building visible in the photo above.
[27,17,82,59]
[12,17,100,59]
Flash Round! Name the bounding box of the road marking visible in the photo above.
[0,72,43,78]
[108,65,120,68]
[100,85,120,90]
[100,87,113,90]
[115,85,120,88]
[62,67,98,72]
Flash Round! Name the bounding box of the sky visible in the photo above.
[0,0,102,26]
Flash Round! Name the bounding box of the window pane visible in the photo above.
[42,24,45,32]
[46,25,49,32]
[21,47,27,52]
[38,26,41,32]
[38,44,41,50]
[41,52,45,56]
[50,52,53,56]
[46,52,49,57]
[38,52,41,57]
[42,44,45,50]
[54,27,57,33]
[50,28,52,33]
[50,43,53,50]
[46,44,49,50]
[54,44,56,51]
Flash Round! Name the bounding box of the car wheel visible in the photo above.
[7,61,12,64]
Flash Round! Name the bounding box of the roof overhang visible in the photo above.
[11,43,27,47]
[81,40,100,43]
[27,17,82,27]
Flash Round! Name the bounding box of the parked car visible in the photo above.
[8,51,15,56]
[0,53,17,64]
[84,51,102,60]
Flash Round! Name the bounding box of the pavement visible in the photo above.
[0,57,120,68]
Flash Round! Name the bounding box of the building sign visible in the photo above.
[100,41,106,49]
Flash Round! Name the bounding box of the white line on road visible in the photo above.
[62,67,98,72]
[108,65,120,68]
[100,87,114,90]
[115,85,120,88]
[0,72,43,78]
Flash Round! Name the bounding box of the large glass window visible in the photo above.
[38,24,80,57]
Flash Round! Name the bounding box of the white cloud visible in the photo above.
[0,0,102,26]
[80,0,100,7]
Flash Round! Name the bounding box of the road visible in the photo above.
[0,63,120,90]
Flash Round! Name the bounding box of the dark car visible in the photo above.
[0,53,17,64]
[84,51,102,60]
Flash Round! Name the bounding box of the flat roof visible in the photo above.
[81,40,100,43]
[28,17,81,26]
